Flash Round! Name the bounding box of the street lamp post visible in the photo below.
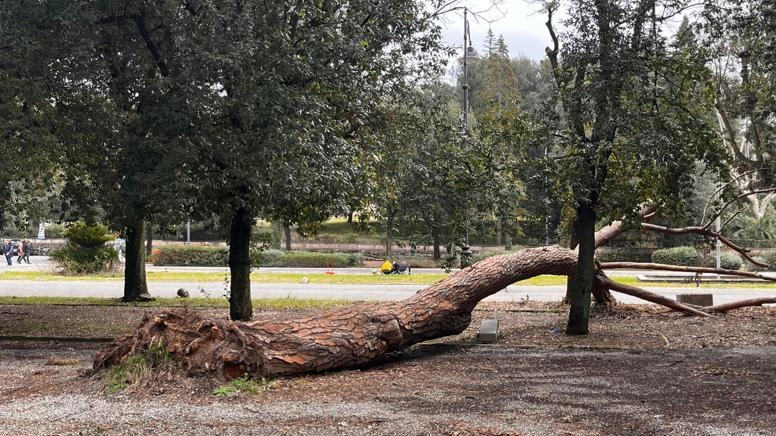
[462,7,471,133]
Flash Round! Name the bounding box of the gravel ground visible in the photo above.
[1,302,775,435]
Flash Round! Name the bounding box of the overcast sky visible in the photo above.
[439,0,552,61]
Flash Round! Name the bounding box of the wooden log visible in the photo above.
[94,246,578,379]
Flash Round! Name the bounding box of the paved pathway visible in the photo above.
[0,256,773,305]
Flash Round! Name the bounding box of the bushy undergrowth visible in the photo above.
[106,341,175,393]
[700,252,743,271]
[651,246,742,270]
[595,247,655,263]
[760,250,776,270]
[651,246,702,266]
[49,222,119,275]
[258,249,362,267]
[152,245,229,267]
[212,374,276,397]
[152,246,364,268]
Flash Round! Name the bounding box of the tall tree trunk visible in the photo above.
[566,204,596,335]
[229,207,253,321]
[347,211,354,224]
[145,223,153,256]
[122,217,151,302]
[495,217,502,246]
[432,226,441,261]
[283,223,291,251]
[563,218,580,303]
[385,213,393,258]
[271,221,282,250]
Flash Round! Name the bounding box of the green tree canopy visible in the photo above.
[544,0,729,334]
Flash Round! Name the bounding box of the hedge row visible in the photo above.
[151,246,363,268]
[651,246,743,270]
[257,249,363,267]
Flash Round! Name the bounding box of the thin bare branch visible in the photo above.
[701,169,763,224]
[544,4,560,84]
[703,188,776,230]
[705,298,776,313]
[639,222,766,267]
[594,275,710,317]
[599,262,775,281]
[719,209,742,232]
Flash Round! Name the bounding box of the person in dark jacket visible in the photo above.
[395,260,411,275]
[4,240,13,266]
[21,240,31,264]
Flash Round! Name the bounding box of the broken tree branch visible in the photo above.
[594,205,657,248]
[705,297,776,313]
[599,262,776,282]
[639,222,767,267]
[703,187,776,230]
[594,275,710,317]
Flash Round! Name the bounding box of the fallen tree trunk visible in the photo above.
[93,243,774,380]
[94,246,578,379]
[94,247,576,379]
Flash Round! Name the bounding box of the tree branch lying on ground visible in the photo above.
[93,214,776,379]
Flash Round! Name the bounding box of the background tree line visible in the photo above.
[1,0,773,326]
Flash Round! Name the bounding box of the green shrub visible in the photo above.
[260,251,363,267]
[595,247,654,263]
[700,252,743,270]
[651,246,702,266]
[153,246,364,268]
[256,249,285,265]
[49,222,119,275]
[42,223,67,239]
[152,245,228,267]
[62,222,114,247]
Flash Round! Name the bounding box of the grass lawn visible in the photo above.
[0,295,351,310]
[0,270,774,289]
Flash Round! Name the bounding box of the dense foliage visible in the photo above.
[2,1,773,325]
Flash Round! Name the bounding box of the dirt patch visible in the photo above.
[1,302,775,435]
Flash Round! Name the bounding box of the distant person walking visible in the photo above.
[4,240,13,266]
[16,241,24,263]
[20,240,31,264]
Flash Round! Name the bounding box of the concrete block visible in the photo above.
[477,319,500,343]
[677,293,714,306]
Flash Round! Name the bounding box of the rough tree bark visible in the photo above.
[566,204,597,335]
[122,217,152,302]
[228,207,253,321]
[283,223,292,251]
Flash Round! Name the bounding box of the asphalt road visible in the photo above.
[0,256,773,305]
